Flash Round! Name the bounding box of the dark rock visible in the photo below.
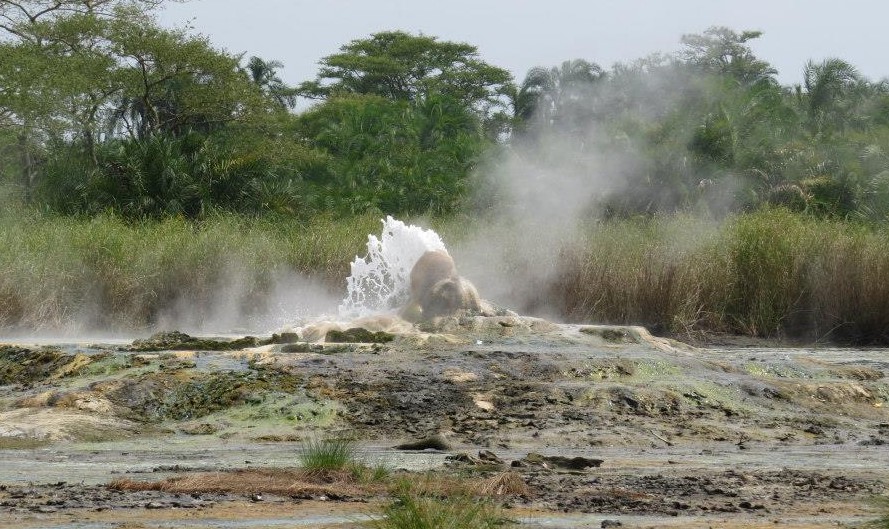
[280,343,316,353]
[478,450,504,464]
[445,453,478,464]
[601,520,622,528]
[804,425,824,435]
[394,434,451,451]
[266,332,301,344]
[521,453,603,471]
[179,423,220,436]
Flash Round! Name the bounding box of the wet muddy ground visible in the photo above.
[1,317,887,528]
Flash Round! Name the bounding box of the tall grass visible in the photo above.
[555,215,730,336]
[556,209,889,343]
[2,207,889,343]
[871,496,889,529]
[0,208,377,332]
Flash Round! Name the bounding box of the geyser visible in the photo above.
[338,216,446,318]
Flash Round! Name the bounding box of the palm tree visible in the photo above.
[801,58,864,136]
[680,27,777,87]
[515,59,605,132]
[244,56,298,110]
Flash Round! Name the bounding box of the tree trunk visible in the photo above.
[18,131,34,203]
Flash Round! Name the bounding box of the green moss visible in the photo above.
[676,380,753,416]
[77,353,131,377]
[743,362,816,379]
[325,328,395,343]
[0,345,92,385]
[108,366,305,423]
[632,360,682,380]
[579,327,637,343]
[124,331,261,352]
[570,359,637,380]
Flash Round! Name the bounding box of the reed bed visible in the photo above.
[0,209,376,332]
[554,209,889,343]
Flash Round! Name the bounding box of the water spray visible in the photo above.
[338,216,447,318]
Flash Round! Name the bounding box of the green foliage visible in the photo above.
[244,56,299,110]
[512,26,889,219]
[725,210,812,336]
[35,132,312,218]
[298,438,357,472]
[514,59,605,135]
[296,93,486,215]
[8,19,889,220]
[298,31,512,118]
[0,1,286,210]
[680,27,777,86]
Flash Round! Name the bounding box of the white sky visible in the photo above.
[159,0,889,90]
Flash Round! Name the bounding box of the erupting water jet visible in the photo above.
[338,217,493,322]
[338,216,447,318]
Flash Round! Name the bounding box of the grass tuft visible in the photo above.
[378,484,509,529]
[298,437,358,472]
[474,471,529,497]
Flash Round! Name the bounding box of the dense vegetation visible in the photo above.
[3,1,889,342]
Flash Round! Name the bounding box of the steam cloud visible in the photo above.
[452,64,736,319]
[154,267,341,336]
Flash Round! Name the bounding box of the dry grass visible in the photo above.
[0,211,376,331]
[108,468,529,502]
[390,471,529,499]
[553,209,889,343]
[109,468,380,498]
[474,471,530,497]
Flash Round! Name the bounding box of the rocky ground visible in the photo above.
[0,315,888,528]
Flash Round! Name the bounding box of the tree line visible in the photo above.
[2,0,889,221]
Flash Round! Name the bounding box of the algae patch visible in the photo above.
[0,345,94,385]
[123,331,262,352]
[326,328,395,344]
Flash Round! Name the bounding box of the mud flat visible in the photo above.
[1,317,887,528]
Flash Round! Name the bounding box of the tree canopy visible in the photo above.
[297,31,512,121]
[4,18,889,222]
